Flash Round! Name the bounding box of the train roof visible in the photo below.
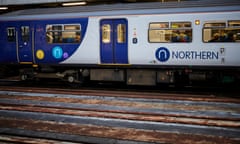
[0,0,240,20]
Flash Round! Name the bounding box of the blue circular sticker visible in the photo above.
[52,46,63,59]
[155,47,170,62]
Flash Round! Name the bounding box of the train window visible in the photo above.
[171,22,191,28]
[204,22,225,28]
[102,24,111,43]
[150,22,169,29]
[171,22,192,42]
[51,25,62,31]
[62,25,81,43]
[149,22,170,42]
[228,21,240,42]
[21,26,30,42]
[46,24,81,44]
[7,27,16,42]
[117,24,126,43]
[228,21,240,27]
[46,25,62,43]
[148,21,192,43]
[149,29,172,42]
[203,21,240,42]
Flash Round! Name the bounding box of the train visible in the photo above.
[0,0,240,86]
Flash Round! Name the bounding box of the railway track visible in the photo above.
[0,86,239,144]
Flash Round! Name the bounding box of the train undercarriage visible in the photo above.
[13,64,240,87]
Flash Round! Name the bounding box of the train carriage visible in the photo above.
[0,0,240,85]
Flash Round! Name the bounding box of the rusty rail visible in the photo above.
[0,135,80,144]
[0,87,239,144]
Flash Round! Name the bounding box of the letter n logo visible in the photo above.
[155,47,170,62]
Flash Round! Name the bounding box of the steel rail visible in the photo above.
[0,87,239,143]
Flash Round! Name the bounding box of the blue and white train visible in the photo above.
[0,0,240,85]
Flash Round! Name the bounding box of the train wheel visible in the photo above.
[20,74,28,81]
[67,75,75,83]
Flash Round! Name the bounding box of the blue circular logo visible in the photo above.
[52,46,63,59]
[155,47,170,62]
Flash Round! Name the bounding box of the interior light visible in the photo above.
[195,20,200,25]
[0,7,8,10]
[62,1,87,6]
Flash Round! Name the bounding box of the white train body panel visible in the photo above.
[62,10,240,67]
[63,18,100,64]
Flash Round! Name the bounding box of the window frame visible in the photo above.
[117,23,126,43]
[7,27,16,42]
[46,23,81,44]
[102,24,111,43]
[203,20,240,43]
[21,26,30,42]
[148,21,192,43]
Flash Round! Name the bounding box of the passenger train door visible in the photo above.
[100,19,128,64]
[16,24,34,63]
